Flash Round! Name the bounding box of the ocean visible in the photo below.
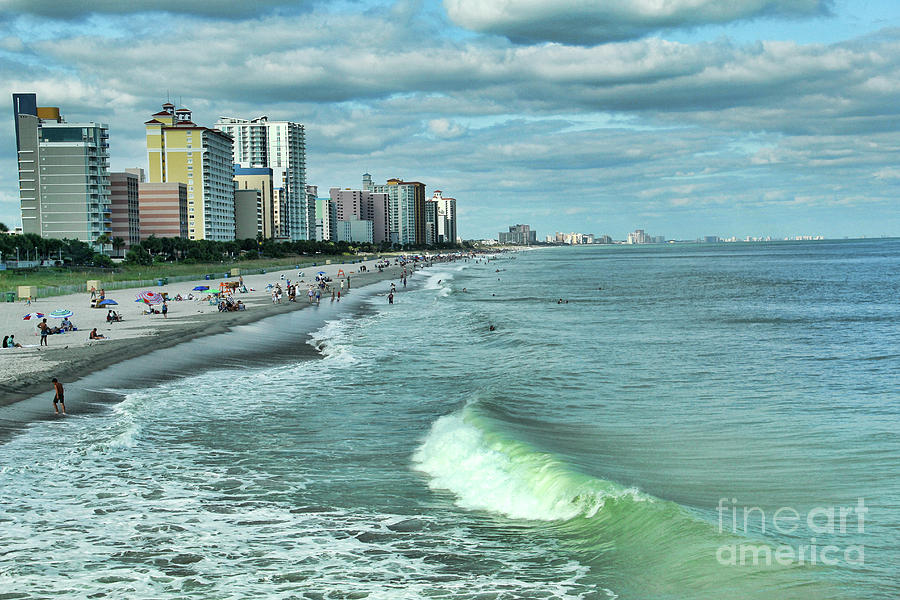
[1,239,897,599]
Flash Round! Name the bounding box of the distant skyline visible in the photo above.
[2,0,899,240]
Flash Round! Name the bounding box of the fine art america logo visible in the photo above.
[716,498,867,566]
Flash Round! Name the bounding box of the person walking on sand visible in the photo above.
[38,318,49,346]
[52,378,65,414]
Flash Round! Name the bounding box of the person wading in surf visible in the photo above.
[52,378,66,414]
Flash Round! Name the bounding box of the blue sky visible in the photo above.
[1,0,899,240]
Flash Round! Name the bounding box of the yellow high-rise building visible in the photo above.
[145,103,234,241]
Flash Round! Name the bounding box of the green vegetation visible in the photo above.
[0,233,469,295]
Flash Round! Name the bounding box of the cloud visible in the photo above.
[0,0,318,19]
[18,16,900,141]
[443,0,832,44]
[428,118,467,138]
[1,5,899,238]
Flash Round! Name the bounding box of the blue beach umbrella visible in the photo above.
[98,299,118,306]
[193,285,209,291]
[50,309,74,318]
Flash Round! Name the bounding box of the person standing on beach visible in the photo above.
[388,292,394,304]
[52,378,65,414]
[331,289,335,302]
[161,301,168,319]
[38,318,49,346]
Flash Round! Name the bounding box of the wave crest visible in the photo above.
[412,407,647,521]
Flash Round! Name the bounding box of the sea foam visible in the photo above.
[413,406,647,521]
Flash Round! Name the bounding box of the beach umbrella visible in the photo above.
[192,285,209,291]
[98,299,118,306]
[50,309,73,319]
[137,290,164,305]
[23,312,45,320]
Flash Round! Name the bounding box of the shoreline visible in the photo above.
[0,258,414,409]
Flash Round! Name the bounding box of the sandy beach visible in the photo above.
[0,256,411,406]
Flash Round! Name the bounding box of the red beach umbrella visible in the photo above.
[137,290,164,305]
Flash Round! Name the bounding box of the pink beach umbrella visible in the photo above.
[137,290,164,305]
[23,312,45,320]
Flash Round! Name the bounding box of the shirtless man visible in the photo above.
[52,378,66,414]
[38,318,50,346]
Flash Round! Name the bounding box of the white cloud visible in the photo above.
[427,118,467,138]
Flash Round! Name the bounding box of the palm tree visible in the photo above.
[111,236,126,258]
[95,233,110,255]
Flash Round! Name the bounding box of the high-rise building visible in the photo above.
[233,165,276,239]
[337,219,374,244]
[110,171,141,253]
[138,182,188,240]
[145,103,234,241]
[314,197,337,242]
[329,187,390,244]
[234,189,263,240]
[216,116,308,240]
[13,93,111,249]
[306,185,318,241]
[430,190,457,244]
[498,224,536,245]
[370,177,425,245]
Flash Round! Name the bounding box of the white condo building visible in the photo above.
[216,116,308,240]
[431,190,457,244]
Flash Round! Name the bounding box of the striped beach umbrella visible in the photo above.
[50,309,74,318]
[22,312,45,320]
[137,290,164,305]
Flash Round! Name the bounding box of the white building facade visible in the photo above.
[216,116,308,240]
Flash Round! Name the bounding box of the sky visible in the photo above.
[1,0,899,241]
